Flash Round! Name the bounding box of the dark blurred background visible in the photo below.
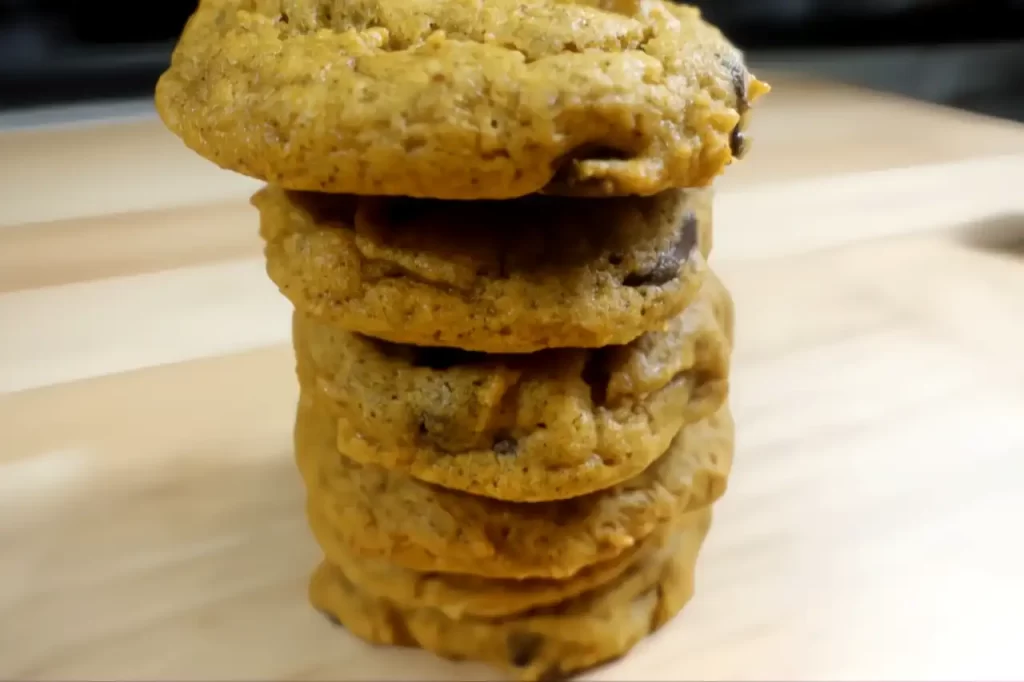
[0,0,1022,120]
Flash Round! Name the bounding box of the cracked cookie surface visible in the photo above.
[258,185,712,353]
[310,507,711,681]
[296,272,731,502]
[296,391,732,579]
[156,0,768,199]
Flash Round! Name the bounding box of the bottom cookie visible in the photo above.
[310,508,711,681]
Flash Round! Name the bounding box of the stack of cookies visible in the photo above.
[157,0,767,678]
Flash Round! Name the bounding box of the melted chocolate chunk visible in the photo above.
[622,212,697,287]
[730,128,748,159]
[507,632,546,668]
[725,58,750,160]
[729,59,749,114]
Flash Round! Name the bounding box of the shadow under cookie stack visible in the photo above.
[157,0,767,678]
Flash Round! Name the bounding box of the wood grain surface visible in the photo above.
[2,75,1024,680]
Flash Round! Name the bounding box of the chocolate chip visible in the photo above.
[507,632,545,667]
[720,57,750,160]
[678,211,698,253]
[622,212,697,287]
[493,437,518,456]
[730,128,748,159]
[319,610,342,628]
[729,60,749,114]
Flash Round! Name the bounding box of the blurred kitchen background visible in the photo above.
[0,0,1021,125]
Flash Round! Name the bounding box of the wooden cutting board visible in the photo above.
[2,75,1024,680]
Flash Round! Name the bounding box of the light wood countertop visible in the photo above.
[2,75,1024,680]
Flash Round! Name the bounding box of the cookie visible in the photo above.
[309,508,711,681]
[257,185,712,353]
[311,512,675,619]
[296,272,731,502]
[156,0,768,200]
[295,392,733,579]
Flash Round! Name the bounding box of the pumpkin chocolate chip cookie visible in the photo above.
[296,272,731,502]
[311,512,676,619]
[295,392,733,579]
[257,185,712,353]
[156,0,768,199]
[309,508,711,681]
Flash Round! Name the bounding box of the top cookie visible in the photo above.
[156,0,769,199]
